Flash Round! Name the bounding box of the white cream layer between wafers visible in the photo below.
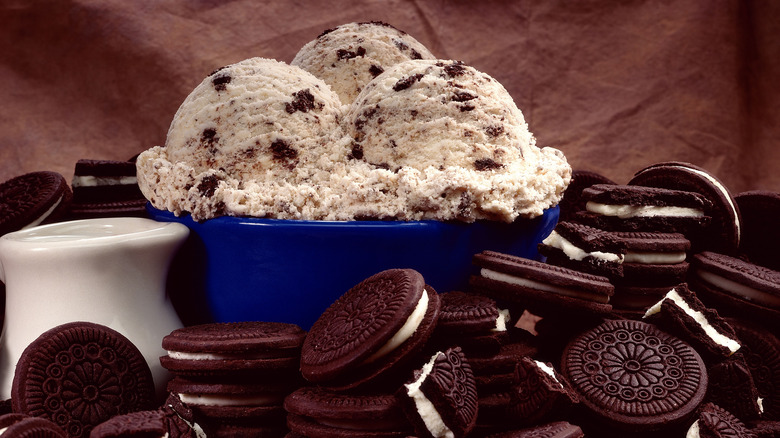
[365,288,429,363]
[586,202,703,218]
[542,231,624,263]
[404,351,454,438]
[644,287,741,355]
[480,268,610,304]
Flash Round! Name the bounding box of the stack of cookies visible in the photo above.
[159,321,306,437]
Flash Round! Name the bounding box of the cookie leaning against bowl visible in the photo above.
[11,321,156,438]
[689,251,780,326]
[300,268,441,391]
[470,250,615,316]
[0,171,72,236]
[629,161,741,254]
[561,319,707,432]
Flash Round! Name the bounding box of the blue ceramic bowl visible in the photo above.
[149,205,559,330]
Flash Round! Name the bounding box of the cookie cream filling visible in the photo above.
[623,250,686,264]
[493,308,510,332]
[178,392,282,406]
[22,195,62,229]
[535,360,563,388]
[542,231,624,263]
[404,352,454,438]
[480,268,610,304]
[166,350,286,360]
[586,202,704,218]
[696,269,780,308]
[72,175,138,187]
[365,289,430,363]
[644,288,741,354]
[686,420,700,438]
[666,164,740,246]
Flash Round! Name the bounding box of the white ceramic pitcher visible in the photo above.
[0,217,189,399]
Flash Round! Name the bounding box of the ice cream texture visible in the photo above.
[137,27,571,223]
[292,21,436,105]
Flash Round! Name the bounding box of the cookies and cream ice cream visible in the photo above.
[137,24,571,222]
[292,21,436,105]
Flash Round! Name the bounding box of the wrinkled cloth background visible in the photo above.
[2,0,779,195]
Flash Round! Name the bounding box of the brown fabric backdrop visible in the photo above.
[2,0,779,195]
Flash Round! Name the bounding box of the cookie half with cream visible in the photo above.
[300,268,440,391]
[538,221,626,278]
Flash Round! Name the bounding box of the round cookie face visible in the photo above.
[0,414,67,437]
[629,161,741,254]
[0,171,72,235]
[561,319,707,431]
[300,269,439,389]
[11,322,156,438]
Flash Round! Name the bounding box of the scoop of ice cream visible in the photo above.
[342,59,571,221]
[292,22,435,105]
[137,57,349,219]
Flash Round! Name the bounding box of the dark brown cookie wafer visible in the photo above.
[729,319,780,420]
[435,291,506,335]
[71,159,143,204]
[611,230,690,285]
[629,161,741,254]
[538,221,626,278]
[0,171,72,235]
[286,413,409,438]
[688,403,757,438]
[300,269,440,390]
[90,409,192,438]
[484,421,585,438]
[735,190,780,271]
[508,357,578,427]
[284,386,411,436]
[558,169,616,222]
[0,413,67,437]
[690,252,780,326]
[11,321,156,438]
[706,353,763,422]
[561,319,707,432]
[399,347,478,438]
[611,285,674,311]
[471,250,614,316]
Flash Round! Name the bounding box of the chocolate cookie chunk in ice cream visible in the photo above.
[292,21,436,105]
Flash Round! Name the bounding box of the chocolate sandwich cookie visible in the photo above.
[735,190,780,271]
[468,341,539,394]
[300,269,440,391]
[706,353,763,421]
[558,169,616,222]
[538,221,626,278]
[398,347,478,438]
[575,183,712,234]
[643,284,741,361]
[71,159,144,204]
[561,319,707,432]
[284,386,412,437]
[160,321,306,377]
[612,231,690,284]
[689,252,780,327]
[11,321,156,438]
[729,319,780,420]
[484,421,584,438]
[508,357,578,427]
[629,161,741,254]
[0,413,67,437]
[686,403,757,438]
[471,250,615,316]
[0,171,72,236]
[167,377,293,415]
